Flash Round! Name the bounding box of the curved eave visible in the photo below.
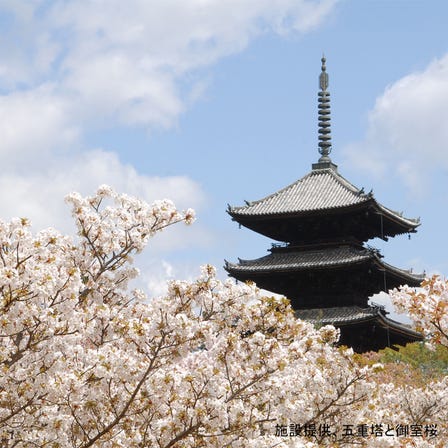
[373,256,425,287]
[227,167,420,240]
[225,248,424,287]
[375,312,423,340]
[295,306,379,325]
[228,197,419,237]
[225,246,372,274]
[296,306,422,341]
[373,199,420,233]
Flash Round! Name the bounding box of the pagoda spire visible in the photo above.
[313,55,337,170]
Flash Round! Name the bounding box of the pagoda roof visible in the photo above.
[295,305,422,341]
[230,167,366,216]
[296,305,379,325]
[228,166,419,232]
[225,245,424,285]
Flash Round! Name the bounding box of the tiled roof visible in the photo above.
[226,245,371,272]
[381,259,425,283]
[228,167,419,228]
[229,168,369,216]
[295,305,422,339]
[225,245,424,284]
[295,306,378,324]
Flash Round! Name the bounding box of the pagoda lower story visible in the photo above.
[225,242,423,352]
[225,57,423,352]
[296,306,421,353]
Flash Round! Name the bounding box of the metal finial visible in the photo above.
[317,55,332,163]
[319,55,329,91]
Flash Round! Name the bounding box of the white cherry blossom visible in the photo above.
[0,187,446,447]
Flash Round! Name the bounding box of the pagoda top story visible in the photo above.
[227,56,420,246]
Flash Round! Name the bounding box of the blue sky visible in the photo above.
[1,1,447,314]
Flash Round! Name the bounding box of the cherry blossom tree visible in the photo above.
[391,276,448,348]
[0,186,447,447]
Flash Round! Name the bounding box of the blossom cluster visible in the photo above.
[0,186,447,447]
[390,276,448,347]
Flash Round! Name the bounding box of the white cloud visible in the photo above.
[1,0,339,132]
[0,1,61,87]
[343,54,448,193]
[51,0,338,65]
[0,86,79,164]
[64,54,184,130]
[0,0,338,274]
[0,0,340,159]
[0,149,207,234]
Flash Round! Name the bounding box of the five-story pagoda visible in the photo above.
[225,57,423,352]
